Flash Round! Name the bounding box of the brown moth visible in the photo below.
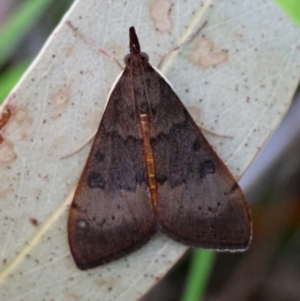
[68,27,252,270]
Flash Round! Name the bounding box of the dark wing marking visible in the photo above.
[68,72,156,270]
[145,67,251,250]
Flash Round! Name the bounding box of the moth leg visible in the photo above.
[157,21,207,70]
[197,123,232,139]
[67,21,123,70]
[61,130,96,159]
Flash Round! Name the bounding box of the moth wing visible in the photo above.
[68,73,156,270]
[148,69,251,250]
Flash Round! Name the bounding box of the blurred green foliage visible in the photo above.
[181,250,216,301]
[0,0,72,104]
[274,0,300,27]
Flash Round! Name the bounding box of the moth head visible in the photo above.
[124,52,149,67]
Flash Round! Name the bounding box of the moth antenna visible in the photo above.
[129,27,141,54]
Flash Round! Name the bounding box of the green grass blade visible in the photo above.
[0,60,30,104]
[273,0,300,27]
[0,0,54,67]
[181,250,216,301]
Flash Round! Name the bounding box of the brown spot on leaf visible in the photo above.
[0,186,11,199]
[14,106,33,126]
[66,45,75,58]
[150,0,173,32]
[189,39,228,68]
[13,105,34,141]
[47,135,64,158]
[29,218,39,226]
[95,277,117,289]
[66,292,80,301]
[0,140,17,164]
[50,83,72,119]
[0,105,13,131]
[0,104,15,144]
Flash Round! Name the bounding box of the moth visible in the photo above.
[68,26,252,270]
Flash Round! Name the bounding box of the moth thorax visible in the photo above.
[139,113,158,208]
